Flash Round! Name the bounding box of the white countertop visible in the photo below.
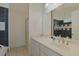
[32,36,79,56]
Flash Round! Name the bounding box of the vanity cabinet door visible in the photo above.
[39,50,47,56]
[31,39,39,56]
[31,38,61,56]
[39,44,61,56]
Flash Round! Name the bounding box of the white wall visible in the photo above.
[42,9,51,36]
[9,3,29,48]
[29,3,43,37]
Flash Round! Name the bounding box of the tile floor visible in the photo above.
[7,46,29,56]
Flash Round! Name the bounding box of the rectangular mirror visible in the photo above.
[51,3,79,40]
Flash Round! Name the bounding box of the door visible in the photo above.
[0,7,8,46]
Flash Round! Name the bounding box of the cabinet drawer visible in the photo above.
[39,44,61,56]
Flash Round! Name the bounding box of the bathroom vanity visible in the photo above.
[31,36,61,56]
[31,36,79,56]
